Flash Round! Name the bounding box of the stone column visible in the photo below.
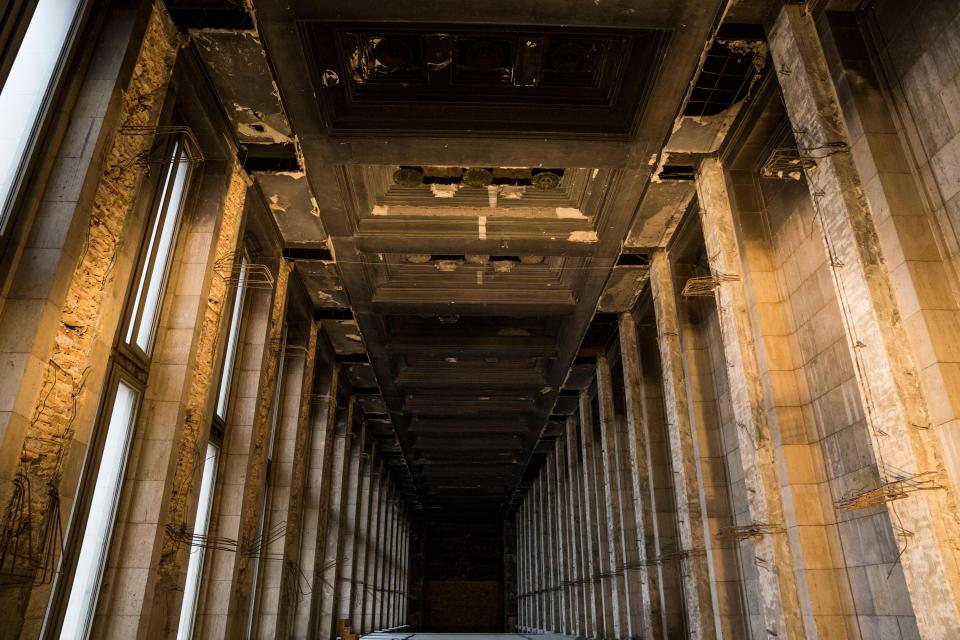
[770,5,960,635]
[649,250,718,639]
[618,313,665,639]
[596,354,630,639]
[578,390,604,638]
[544,450,558,630]
[315,397,354,640]
[294,360,339,638]
[334,419,363,629]
[227,258,292,638]
[696,156,805,638]
[351,444,374,632]
[564,416,587,637]
[362,460,384,634]
[553,432,571,634]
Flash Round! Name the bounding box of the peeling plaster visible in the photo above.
[568,230,598,243]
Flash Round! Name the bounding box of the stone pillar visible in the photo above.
[696,156,805,638]
[649,250,718,639]
[336,420,363,629]
[618,313,665,639]
[770,5,960,635]
[351,444,374,632]
[564,416,587,637]
[553,432,571,634]
[315,397,354,640]
[544,450,558,631]
[293,359,339,638]
[362,460,384,634]
[578,390,604,638]
[595,354,629,639]
[226,258,292,637]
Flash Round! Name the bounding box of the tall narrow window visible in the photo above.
[0,0,84,232]
[176,442,220,640]
[215,254,248,419]
[125,137,192,355]
[59,378,141,640]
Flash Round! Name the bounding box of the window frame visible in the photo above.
[175,440,221,640]
[41,363,145,639]
[118,133,195,363]
[214,250,250,421]
[0,0,89,241]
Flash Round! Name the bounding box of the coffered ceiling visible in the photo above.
[170,0,762,512]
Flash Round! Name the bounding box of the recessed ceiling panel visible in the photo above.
[299,22,665,135]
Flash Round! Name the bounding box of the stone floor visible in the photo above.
[363,633,577,640]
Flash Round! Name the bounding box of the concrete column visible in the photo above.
[387,500,398,628]
[335,420,363,630]
[619,313,666,638]
[257,333,313,638]
[362,461,384,634]
[381,488,397,629]
[696,156,805,638]
[374,483,393,630]
[544,450,558,630]
[517,502,530,631]
[397,505,410,625]
[227,259,292,638]
[524,490,537,631]
[315,397,354,640]
[294,362,340,638]
[578,391,604,638]
[564,416,587,637]
[649,250,718,639]
[596,354,629,638]
[530,475,542,629]
[770,5,960,635]
[373,484,389,630]
[554,433,571,634]
[273,323,320,638]
[351,445,374,632]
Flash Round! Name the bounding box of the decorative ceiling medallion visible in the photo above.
[462,168,494,188]
[530,171,561,190]
[393,167,425,187]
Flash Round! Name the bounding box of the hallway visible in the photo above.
[0,0,959,638]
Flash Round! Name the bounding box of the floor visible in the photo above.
[363,633,577,640]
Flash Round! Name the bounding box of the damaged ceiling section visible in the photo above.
[166,0,773,510]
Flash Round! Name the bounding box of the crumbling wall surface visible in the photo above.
[0,4,179,634]
[133,166,248,636]
[772,5,960,635]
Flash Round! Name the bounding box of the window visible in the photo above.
[46,133,193,638]
[0,0,84,233]
[215,254,249,420]
[58,377,141,640]
[176,442,219,640]
[125,137,192,355]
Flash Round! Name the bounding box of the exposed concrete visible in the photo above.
[771,5,960,636]
[648,250,717,639]
[696,157,805,638]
